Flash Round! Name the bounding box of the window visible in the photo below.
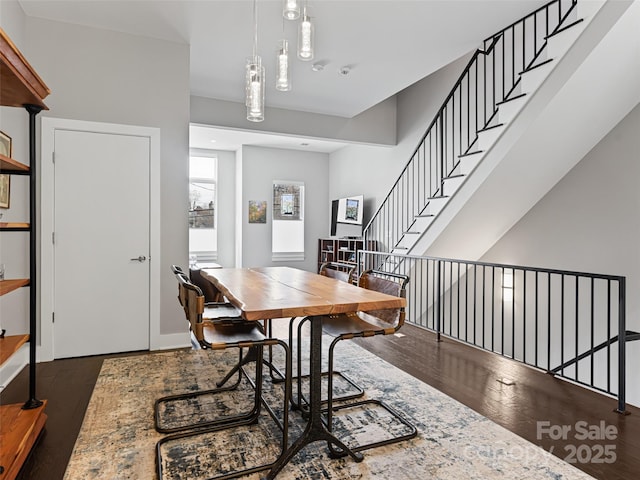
[189,155,217,260]
[272,181,305,261]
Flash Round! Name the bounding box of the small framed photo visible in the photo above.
[248,200,267,224]
[0,174,10,209]
[0,131,12,158]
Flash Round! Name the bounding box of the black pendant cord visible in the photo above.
[23,104,44,410]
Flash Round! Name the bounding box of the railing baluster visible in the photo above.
[512,268,516,359]
[607,280,611,394]
[491,266,495,352]
[535,271,539,368]
[523,270,527,363]
[473,264,477,345]
[617,278,626,413]
[547,273,551,372]
[575,275,579,381]
[561,274,565,376]
[501,266,505,355]
[590,277,594,388]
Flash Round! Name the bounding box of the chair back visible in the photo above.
[319,262,355,284]
[173,268,206,344]
[358,270,409,328]
[171,264,185,276]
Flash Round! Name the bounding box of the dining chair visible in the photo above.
[175,264,285,388]
[290,262,364,411]
[155,270,292,479]
[322,269,417,455]
[155,268,291,434]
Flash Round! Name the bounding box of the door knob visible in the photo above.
[130,255,146,262]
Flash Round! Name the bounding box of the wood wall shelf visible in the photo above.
[0,154,29,174]
[0,279,30,297]
[0,223,30,231]
[0,402,48,480]
[0,334,29,367]
[0,29,49,109]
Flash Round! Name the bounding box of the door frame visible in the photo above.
[39,117,161,361]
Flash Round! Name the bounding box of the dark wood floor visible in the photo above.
[1,324,638,479]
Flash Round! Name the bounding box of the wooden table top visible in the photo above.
[200,266,405,321]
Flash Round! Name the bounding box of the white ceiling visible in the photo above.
[18,0,547,150]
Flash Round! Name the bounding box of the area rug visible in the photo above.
[63,339,595,480]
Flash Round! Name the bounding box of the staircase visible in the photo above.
[363,0,638,268]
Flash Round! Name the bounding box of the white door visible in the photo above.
[53,129,150,358]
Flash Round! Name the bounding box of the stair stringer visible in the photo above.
[404,0,638,262]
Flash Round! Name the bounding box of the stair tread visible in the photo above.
[459,150,483,158]
[478,123,504,133]
[546,18,584,39]
[444,174,465,180]
[521,58,553,74]
[497,92,527,106]
[428,195,449,200]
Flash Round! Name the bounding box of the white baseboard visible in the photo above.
[150,332,190,351]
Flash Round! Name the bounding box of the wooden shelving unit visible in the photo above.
[317,237,376,283]
[0,26,50,480]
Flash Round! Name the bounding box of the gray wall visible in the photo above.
[214,149,237,268]
[191,95,397,147]
[22,16,190,336]
[240,146,329,272]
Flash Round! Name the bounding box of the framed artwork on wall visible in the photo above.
[0,174,10,208]
[0,131,12,158]
[273,183,301,220]
[248,200,267,223]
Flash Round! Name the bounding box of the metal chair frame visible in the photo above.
[323,270,417,456]
[155,268,292,480]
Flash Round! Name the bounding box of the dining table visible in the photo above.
[200,266,406,479]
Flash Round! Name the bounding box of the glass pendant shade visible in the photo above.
[283,0,300,20]
[246,56,265,122]
[297,7,314,61]
[276,39,291,91]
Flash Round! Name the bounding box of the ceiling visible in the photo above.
[18,0,546,150]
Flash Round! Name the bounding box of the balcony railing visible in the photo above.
[359,250,633,413]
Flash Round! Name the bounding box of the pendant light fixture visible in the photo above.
[297,3,314,61]
[283,0,300,20]
[246,0,265,122]
[276,38,292,91]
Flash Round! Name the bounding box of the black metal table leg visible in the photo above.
[264,315,363,479]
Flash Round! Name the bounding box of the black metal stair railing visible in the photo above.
[363,0,578,256]
[359,250,632,414]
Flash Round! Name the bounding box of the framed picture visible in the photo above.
[248,200,267,223]
[0,174,10,209]
[273,183,302,220]
[0,131,12,158]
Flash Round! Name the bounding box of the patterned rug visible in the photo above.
[64,339,595,480]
